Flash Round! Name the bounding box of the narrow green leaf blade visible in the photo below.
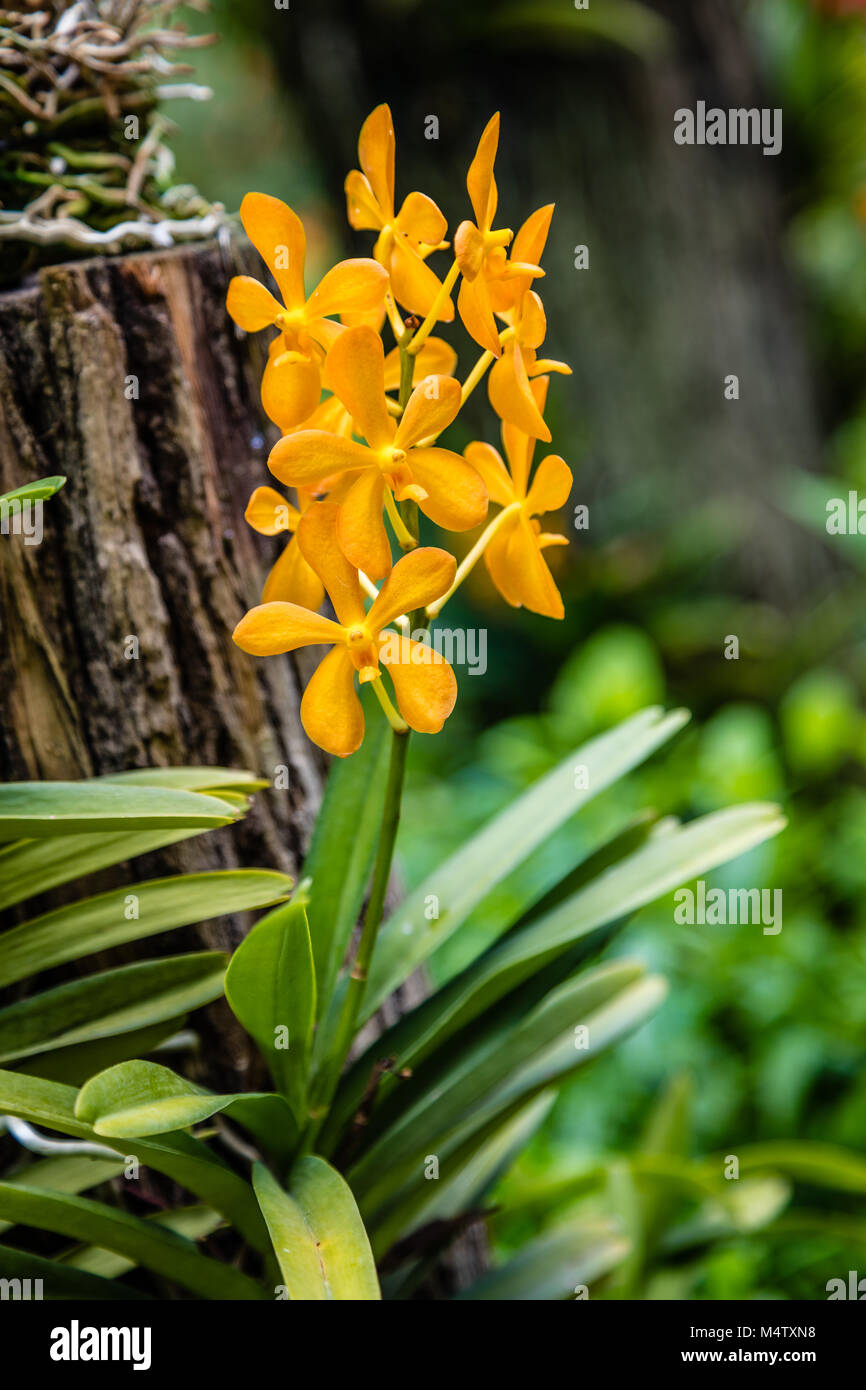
[0,475,66,505]
[0,783,244,839]
[0,870,294,989]
[0,1153,123,1235]
[0,1183,264,1300]
[0,1244,150,1300]
[364,707,690,1015]
[253,1158,380,1300]
[75,1059,280,1142]
[304,696,390,1017]
[458,1222,630,1300]
[0,1069,268,1252]
[0,954,226,1063]
[225,899,316,1119]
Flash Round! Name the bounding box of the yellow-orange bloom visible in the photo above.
[268,325,488,580]
[489,289,571,442]
[280,337,458,442]
[346,104,454,322]
[465,378,572,619]
[227,193,388,429]
[454,114,544,356]
[244,485,324,609]
[233,502,458,757]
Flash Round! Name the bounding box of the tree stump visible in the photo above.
[0,236,324,1085]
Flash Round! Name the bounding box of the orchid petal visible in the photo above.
[233,601,342,656]
[296,500,367,627]
[226,276,282,332]
[301,646,365,758]
[240,192,306,309]
[394,375,461,451]
[305,258,388,321]
[323,325,394,450]
[408,447,489,532]
[245,486,298,536]
[269,430,372,488]
[378,635,457,734]
[368,547,456,632]
[358,104,396,221]
[336,470,392,580]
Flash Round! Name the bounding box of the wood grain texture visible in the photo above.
[0,236,324,1083]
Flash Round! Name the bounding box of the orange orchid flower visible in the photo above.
[346,104,454,323]
[268,325,488,580]
[233,502,458,757]
[227,193,388,429]
[454,114,544,356]
[465,378,572,619]
[278,337,458,442]
[488,289,571,442]
[244,485,324,610]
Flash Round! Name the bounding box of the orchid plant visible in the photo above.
[0,108,791,1301]
[227,107,577,1132]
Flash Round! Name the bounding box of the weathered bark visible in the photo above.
[0,236,324,1085]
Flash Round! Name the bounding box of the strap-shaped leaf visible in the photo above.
[0,1153,123,1235]
[354,966,666,1222]
[0,1069,268,1252]
[457,1221,630,1301]
[0,782,243,839]
[0,475,65,505]
[335,802,783,1150]
[325,816,663,1145]
[0,768,263,911]
[0,869,293,989]
[0,953,226,1064]
[0,1182,264,1300]
[99,767,269,793]
[0,1243,150,1300]
[21,1017,186,1086]
[253,1158,380,1300]
[726,1142,866,1193]
[226,899,315,1121]
[63,1205,224,1279]
[76,1060,295,1164]
[304,692,391,1021]
[363,707,690,1016]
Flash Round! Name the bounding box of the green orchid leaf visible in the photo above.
[364,707,690,1016]
[0,766,265,911]
[325,815,668,1145]
[335,803,782,1148]
[458,1221,630,1301]
[0,1069,268,1252]
[0,782,244,839]
[0,953,226,1064]
[75,1060,291,1156]
[0,1183,264,1300]
[353,963,665,1218]
[0,869,294,989]
[63,1205,224,1278]
[0,1244,150,1300]
[0,475,66,506]
[0,1153,123,1235]
[19,1017,187,1085]
[99,767,269,793]
[728,1142,866,1193]
[225,899,316,1121]
[304,692,390,1020]
[253,1157,380,1300]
